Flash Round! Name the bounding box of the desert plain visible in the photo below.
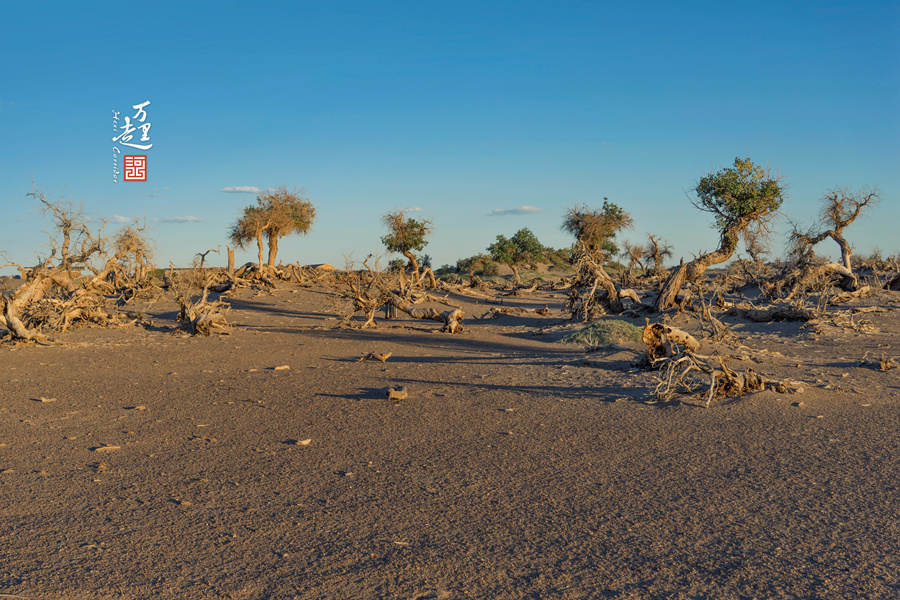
[1,274,899,600]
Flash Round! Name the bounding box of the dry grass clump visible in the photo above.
[560,318,643,346]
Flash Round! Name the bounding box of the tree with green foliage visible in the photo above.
[229,186,316,271]
[562,199,633,261]
[229,206,273,272]
[487,228,545,285]
[259,186,316,267]
[456,253,499,276]
[381,209,434,278]
[655,157,785,310]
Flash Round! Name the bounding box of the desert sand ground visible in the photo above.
[1,278,899,600]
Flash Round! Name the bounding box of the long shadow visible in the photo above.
[316,374,657,406]
[296,327,586,358]
[318,387,395,401]
[321,353,584,369]
[224,297,343,321]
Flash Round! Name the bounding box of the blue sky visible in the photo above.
[2,1,898,274]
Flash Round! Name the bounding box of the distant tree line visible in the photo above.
[225,156,881,304]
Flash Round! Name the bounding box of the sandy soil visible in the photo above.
[1,280,899,599]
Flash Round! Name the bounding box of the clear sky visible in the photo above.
[2,1,898,274]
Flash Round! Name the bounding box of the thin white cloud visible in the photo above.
[158,216,202,223]
[404,207,424,213]
[110,215,131,224]
[489,206,543,216]
[222,186,264,194]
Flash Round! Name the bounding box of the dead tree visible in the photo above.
[171,267,230,336]
[226,246,235,276]
[620,241,645,285]
[789,187,879,293]
[1,188,157,342]
[196,247,220,270]
[643,234,673,279]
[887,273,900,292]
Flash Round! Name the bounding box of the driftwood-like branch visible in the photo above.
[641,318,700,362]
[486,305,551,318]
[385,294,464,333]
[652,353,796,407]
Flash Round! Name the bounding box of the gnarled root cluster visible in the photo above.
[1,219,157,342]
[176,287,230,336]
[641,319,700,361]
[640,318,792,406]
[166,267,231,336]
[652,353,793,407]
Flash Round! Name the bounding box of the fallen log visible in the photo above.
[386,294,464,333]
[728,306,815,322]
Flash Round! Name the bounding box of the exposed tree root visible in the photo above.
[652,353,796,407]
[176,287,230,336]
[641,319,700,361]
[640,317,798,405]
[385,294,464,333]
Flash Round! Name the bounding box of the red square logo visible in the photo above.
[123,155,147,181]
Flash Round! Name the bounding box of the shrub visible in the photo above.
[456,253,499,275]
[560,319,643,345]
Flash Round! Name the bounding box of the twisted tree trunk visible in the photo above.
[402,250,421,280]
[655,224,742,311]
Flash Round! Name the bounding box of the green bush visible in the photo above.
[560,318,643,345]
[456,253,499,275]
[544,247,573,267]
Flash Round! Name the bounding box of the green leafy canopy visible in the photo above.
[381,210,433,255]
[562,199,633,259]
[695,157,784,232]
[487,228,544,267]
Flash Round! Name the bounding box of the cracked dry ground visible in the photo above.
[1,282,899,599]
